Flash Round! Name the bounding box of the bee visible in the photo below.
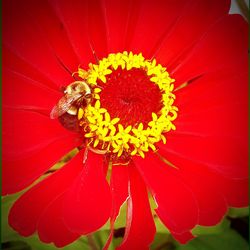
[50,81,92,119]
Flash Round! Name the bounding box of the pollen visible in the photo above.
[77,51,178,159]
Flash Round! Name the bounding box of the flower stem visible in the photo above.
[236,0,249,21]
[154,236,175,250]
[86,235,99,250]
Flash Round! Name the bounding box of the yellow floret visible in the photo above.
[77,51,178,158]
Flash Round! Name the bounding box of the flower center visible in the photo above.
[100,67,163,128]
[54,52,178,160]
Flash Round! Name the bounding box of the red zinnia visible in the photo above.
[3,0,248,249]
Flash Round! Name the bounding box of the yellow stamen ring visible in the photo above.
[77,51,178,158]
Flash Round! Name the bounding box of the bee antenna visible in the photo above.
[53,53,74,77]
[88,42,99,64]
[72,71,78,80]
[93,51,99,64]
[96,84,104,89]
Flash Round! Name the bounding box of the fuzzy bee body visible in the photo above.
[50,81,92,119]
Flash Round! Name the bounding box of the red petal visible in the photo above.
[3,0,73,88]
[2,109,80,194]
[102,0,136,53]
[164,69,248,180]
[181,177,227,226]
[128,0,193,58]
[117,162,156,250]
[63,151,111,234]
[172,15,248,85]
[154,0,230,69]
[171,231,195,244]
[8,153,83,236]
[37,195,80,247]
[162,134,248,179]
[110,165,129,219]
[50,0,106,66]
[3,46,60,91]
[103,165,129,250]
[133,152,198,236]
[22,0,80,72]
[158,148,248,209]
[3,68,60,112]
[3,109,79,160]
[158,149,228,226]
[220,178,248,208]
[86,0,108,58]
[174,69,248,139]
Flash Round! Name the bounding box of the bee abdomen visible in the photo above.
[58,113,79,132]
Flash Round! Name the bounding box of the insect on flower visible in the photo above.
[50,80,92,119]
[2,0,248,249]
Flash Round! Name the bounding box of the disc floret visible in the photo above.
[77,51,178,158]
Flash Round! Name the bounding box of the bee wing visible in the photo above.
[50,93,82,119]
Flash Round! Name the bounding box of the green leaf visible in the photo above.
[150,233,175,250]
[1,241,31,250]
[227,207,249,218]
[175,229,249,250]
[113,202,127,230]
[2,193,94,250]
[192,218,230,235]
[24,236,90,250]
[148,195,232,236]
[153,216,170,233]
[92,230,110,249]
[2,193,23,242]
[92,229,124,250]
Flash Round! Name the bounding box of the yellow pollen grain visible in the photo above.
[78,108,84,120]
[77,51,178,158]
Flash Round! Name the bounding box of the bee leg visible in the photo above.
[93,51,99,64]
[60,86,66,93]
[89,42,99,63]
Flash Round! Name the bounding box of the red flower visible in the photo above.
[3,0,248,249]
